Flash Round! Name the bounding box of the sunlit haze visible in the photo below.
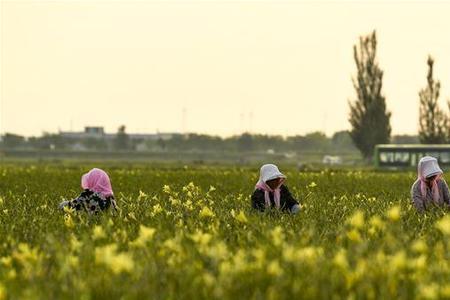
[2,0,450,137]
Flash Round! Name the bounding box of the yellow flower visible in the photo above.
[111,253,134,274]
[67,255,79,268]
[152,204,163,215]
[92,225,106,240]
[163,237,183,255]
[219,261,232,275]
[270,226,284,247]
[235,211,248,223]
[206,242,228,261]
[128,212,137,221]
[409,254,427,271]
[190,231,212,246]
[333,249,349,269]
[131,225,156,248]
[390,250,407,272]
[202,272,216,287]
[387,206,401,222]
[170,197,180,206]
[282,246,323,264]
[267,260,283,277]
[346,229,362,243]
[137,190,147,201]
[107,218,114,227]
[347,210,365,229]
[252,248,266,268]
[368,227,376,236]
[282,246,296,262]
[419,283,438,300]
[63,205,75,214]
[308,182,317,188]
[6,270,16,280]
[70,234,82,252]
[441,284,450,298]
[369,215,385,230]
[11,243,44,279]
[435,215,450,235]
[231,249,247,273]
[297,247,323,262]
[184,200,194,211]
[95,244,134,274]
[64,214,75,229]
[0,256,12,268]
[0,283,6,300]
[162,185,171,193]
[411,239,428,254]
[199,206,215,218]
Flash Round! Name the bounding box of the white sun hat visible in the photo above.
[418,156,443,179]
[260,164,286,182]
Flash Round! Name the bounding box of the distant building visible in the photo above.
[85,127,105,135]
[127,133,174,141]
[59,127,175,141]
[59,127,105,139]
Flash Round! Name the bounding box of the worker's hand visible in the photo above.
[58,200,70,210]
[291,204,301,214]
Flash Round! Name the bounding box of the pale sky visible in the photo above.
[1,0,450,137]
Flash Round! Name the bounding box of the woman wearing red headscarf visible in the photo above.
[59,168,117,214]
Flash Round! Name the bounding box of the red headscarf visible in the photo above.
[81,168,114,198]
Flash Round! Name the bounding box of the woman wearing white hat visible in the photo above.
[251,164,301,214]
[411,156,450,212]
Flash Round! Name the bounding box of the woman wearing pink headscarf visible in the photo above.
[251,164,300,214]
[59,168,117,214]
[411,156,450,212]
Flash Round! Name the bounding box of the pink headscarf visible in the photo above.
[255,164,286,209]
[418,156,442,203]
[81,168,114,198]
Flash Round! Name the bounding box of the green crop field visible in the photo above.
[0,163,449,299]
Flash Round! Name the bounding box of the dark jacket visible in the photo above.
[251,185,299,212]
[59,189,117,214]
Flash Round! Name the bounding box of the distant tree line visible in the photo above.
[0,129,419,154]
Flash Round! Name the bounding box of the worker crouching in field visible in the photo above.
[251,164,301,214]
[411,156,450,212]
[59,168,118,214]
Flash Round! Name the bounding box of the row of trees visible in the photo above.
[0,129,419,153]
[348,31,450,160]
[0,130,357,153]
[158,131,357,153]
[0,126,131,151]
